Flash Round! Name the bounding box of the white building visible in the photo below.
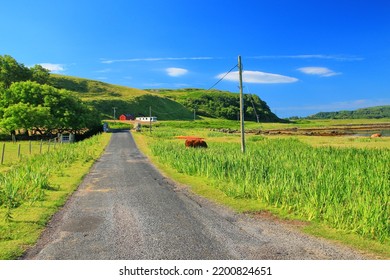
[135,116,157,122]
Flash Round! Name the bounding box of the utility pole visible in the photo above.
[112,107,117,120]
[238,55,245,153]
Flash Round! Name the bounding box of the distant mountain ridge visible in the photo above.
[307,105,390,119]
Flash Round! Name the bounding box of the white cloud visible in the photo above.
[166,67,188,77]
[297,67,340,77]
[218,70,298,84]
[38,63,65,73]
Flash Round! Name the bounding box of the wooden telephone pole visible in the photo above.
[238,55,245,153]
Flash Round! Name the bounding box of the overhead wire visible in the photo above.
[149,62,240,117]
[207,64,238,90]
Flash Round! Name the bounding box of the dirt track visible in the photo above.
[23,131,367,260]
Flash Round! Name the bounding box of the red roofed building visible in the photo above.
[119,114,134,120]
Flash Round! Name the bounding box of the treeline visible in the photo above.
[308,105,390,119]
[154,89,282,122]
[0,55,101,139]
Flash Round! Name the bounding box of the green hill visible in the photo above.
[49,75,282,122]
[147,88,282,122]
[49,75,194,120]
[308,105,390,119]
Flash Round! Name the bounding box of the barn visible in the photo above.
[119,114,134,121]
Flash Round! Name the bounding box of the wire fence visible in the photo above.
[0,138,65,166]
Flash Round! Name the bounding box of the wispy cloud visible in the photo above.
[218,70,298,84]
[101,57,215,64]
[39,63,65,73]
[297,67,341,77]
[248,54,363,61]
[166,67,188,77]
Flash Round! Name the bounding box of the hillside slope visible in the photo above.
[49,75,194,120]
[308,105,390,119]
[148,88,282,122]
[49,75,282,122]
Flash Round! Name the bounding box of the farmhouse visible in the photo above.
[119,114,134,121]
[135,116,157,122]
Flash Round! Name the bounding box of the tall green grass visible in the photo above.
[151,138,389,242]
[0,134,105,221]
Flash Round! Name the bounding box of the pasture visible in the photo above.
[133,119,390,257]
[0,140,60,172]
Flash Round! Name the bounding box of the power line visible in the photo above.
[149,62,240,117]
[207,64,238,90]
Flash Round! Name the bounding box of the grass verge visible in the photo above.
[0,133,111,259]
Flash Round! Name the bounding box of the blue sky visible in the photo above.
[1,0,389,117]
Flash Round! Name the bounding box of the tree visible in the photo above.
[0,55,31,88]
[0,103,50,135]
[4,80,46,105]
[0,81,101,136]
[30,64,50,85]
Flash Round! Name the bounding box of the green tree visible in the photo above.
[0,55,31,88]
[30,64,50,85]
[0,103,50,134]
[0,81,101,136]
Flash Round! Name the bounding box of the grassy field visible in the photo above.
[1,117,388,259]
[258,118,390,129]
[0,133,111,259]
[133,118,390,258]
[0,140,62,172]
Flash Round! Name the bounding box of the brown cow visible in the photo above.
[370,133,382,138]
[185,139,208,148]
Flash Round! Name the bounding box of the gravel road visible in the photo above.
[23,131,366,260]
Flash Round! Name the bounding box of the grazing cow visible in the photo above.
[185,139,208,148]
[370,133,382,138]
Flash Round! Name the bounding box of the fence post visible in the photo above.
[29,140,32,155]
[1,143,5,164]
[40,139,43,154]
[47,140,50,152]
[18,143,21,159]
